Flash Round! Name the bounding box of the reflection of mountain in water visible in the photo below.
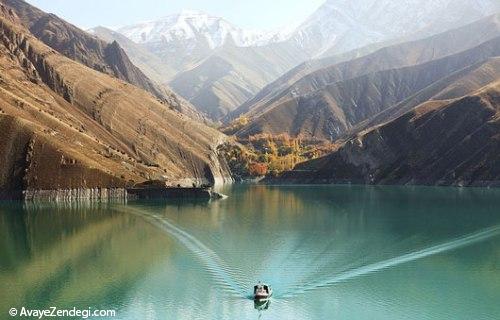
[0,203,173,313]
[1,185,500,319]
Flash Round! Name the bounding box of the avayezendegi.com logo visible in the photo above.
[8,307,116,319]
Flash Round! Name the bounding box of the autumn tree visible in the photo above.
[248,163,268,176]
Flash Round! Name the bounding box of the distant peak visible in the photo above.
[117,9,282,48]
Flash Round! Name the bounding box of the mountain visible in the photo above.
[168,43,308,119]
[275,79,500,187]
[110,1,499,121]
[229,15,500,139]
[227,13,500,122]
[0,2,231,199]
[118,9,278,47]
[89,26,177,84]
[289,0,500,57]
[5,0,204,122]
[88,26,205,121]
[117,10,286,72]
[108,11,304,120]
[2,0,178,100]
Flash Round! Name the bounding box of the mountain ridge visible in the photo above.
[3,0,207,121]
[228,15,500,139]
[0,3,232,199]
[105,1,500,121]
[274,80,500,186]
[230,13,500,122]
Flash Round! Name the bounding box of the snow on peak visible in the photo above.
[290,0,500,56]
[117,10,283,48]
[115,0,500,54]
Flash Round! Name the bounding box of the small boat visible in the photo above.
[254,299,271,311]
[253,283,272,300]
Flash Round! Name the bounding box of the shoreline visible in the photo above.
[0,186,225,202]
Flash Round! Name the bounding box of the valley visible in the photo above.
[1,0,500,197]
[1,1,500,319]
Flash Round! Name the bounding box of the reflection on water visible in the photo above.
[123,206,248,298]
[0,201,173,316]
[1,185,500,320]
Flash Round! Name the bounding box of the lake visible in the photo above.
[1,185,500,319]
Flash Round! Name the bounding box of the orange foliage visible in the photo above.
[248,162,268,176]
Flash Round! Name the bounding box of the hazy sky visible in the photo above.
[26,0,325,30]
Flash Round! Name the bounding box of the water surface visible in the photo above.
[1,185,500,319]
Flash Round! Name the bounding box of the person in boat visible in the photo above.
[254,282,272,300]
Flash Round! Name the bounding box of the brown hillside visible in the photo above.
[229,14,500,123]
[0,5,231,198]
[277,81,500,186]
[2,0,192,113]
[235,36,500,140]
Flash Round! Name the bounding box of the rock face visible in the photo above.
[167,42,309,121]
[108,1,499,121]
[0,3,232,199]
[127,181,224,200]
[22,188,128,202]
[228,14,500,124]
[233,36,500,140]
[89,26,205,121]
[276,82,500,187]
[2,0,182,106]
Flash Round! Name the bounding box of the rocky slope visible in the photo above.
[276,81,500,187]
[235,36,500,140]
[110,1,499,121]
[2,0,204,121]
[169,43,308,119]
[8,0,206,120]
[88,26,206,122]
[89,26,177,83]
[2,0,190,109]
[0,4,231,199]
[289,0,500,57]
[228,14,500,123]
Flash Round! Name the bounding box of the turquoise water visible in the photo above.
[1,185,500,319]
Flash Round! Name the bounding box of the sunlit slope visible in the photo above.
[234,36,500,140]
[278,80,500,186]
[228,14,500,129]
[0,5,231,196]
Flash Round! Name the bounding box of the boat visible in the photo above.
[254,299,271,311]
[253,283,272,300]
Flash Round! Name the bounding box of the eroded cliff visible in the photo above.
[0,5,232,199]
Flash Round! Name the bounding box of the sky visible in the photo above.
[26,0,325,30]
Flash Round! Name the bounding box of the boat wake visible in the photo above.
[280,224,500,298]
[115,205,500,302]
[115,206,248,299]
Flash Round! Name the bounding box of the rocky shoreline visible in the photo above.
[1,185,226,202]
[22,188,128,202]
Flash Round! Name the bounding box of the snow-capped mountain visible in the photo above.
[102,0,500,121]
[290,0,500,57]
[117,10,284,49]
[117,1,500,59]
